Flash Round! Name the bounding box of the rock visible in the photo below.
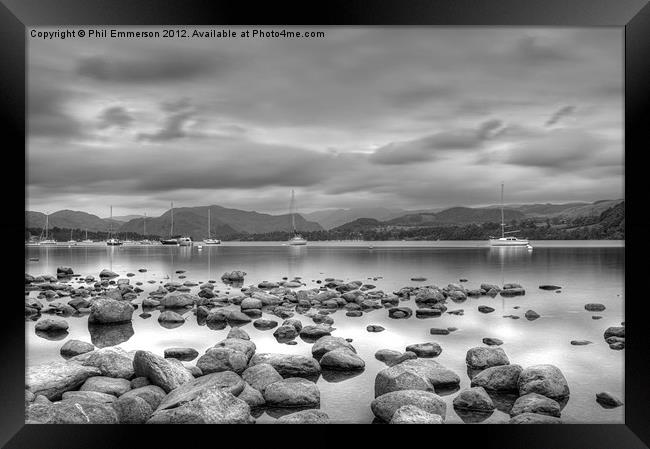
[60,340,94,358]
[196,347,249,374]
[88,322,134,348]
[299,324,332,340]
[388,307,413,319]
[375,358,460,397]
[160,293,195,308]
[263,378,320,407]
[113,395,154,424]
[240,297,263,310]
[99,269,119,278]
[390,405,443,424]
[282,318,303,332]
[249,353,321,378]
[119,385,166,410]
[410,277,427,282]
[509,412,562,424]
[147,388,252,424]
[242,363,283,393]
[88,298,134,324]
[80,376,131,396]
[367,325,385,332]
[226,310,253,323]
[481,283,501,292]
[510,393,561,417]
[371,390,446,423]
[609,342,625,350]
[156,371,246,411]
[470,364,522,391]
[133,350,194,393]
[375,349,403,364]
[273,325,299,340]
[604,326,625,339]
[26,361,101,400]
[164,347,199,361]
[518,364,570,400]
[130,377,150,389]
[429,328,450,335]
[311,336,356,360]
[453,387,495,412]
[158,310,185,323]
[482,337,504,346]
[277,410,330,423]
[142,298,161,307]
[213,338,256,361]
[596,391,623,408]
[584,303,606,312]
[77,347,134,378]
[221,271,246,282]
[570,340,592,346]
[237,383,265,408]
[465,347,510,370]
[405,342,442,358]
[500,288,526,297]
[524,310,540,320]
[227,327,250,340]
[35,318,69,333]
[478,305,495,314]
[44,398,119,424]
[319,348,365,371]
[539,285,561,290]
[61,391,117,403]
[416,308,443,318]
[253,318,278,330]
[387,352,418,367]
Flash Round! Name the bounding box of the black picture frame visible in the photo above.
[2,0,648,447]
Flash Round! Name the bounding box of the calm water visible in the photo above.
[25,241,624,424]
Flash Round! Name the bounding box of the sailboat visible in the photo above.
[204,209,221,245]
[161,202,179,245]
[39,213,57,245]
[140,213,152,245]
[67,229,77,245]
[81,229,93,244]
[287,190,307,246]
[106,206,123,246]
[488,183,530,247]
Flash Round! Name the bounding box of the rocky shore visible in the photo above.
[24,267,624,424]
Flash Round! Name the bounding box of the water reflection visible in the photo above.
[454,408,494,423]
[35,329,68,341]
[88,322,134,348]
[320,368,365,383]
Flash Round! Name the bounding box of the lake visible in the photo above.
[24,241,625,424]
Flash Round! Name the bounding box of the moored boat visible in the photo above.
[204,209,221,245]
[488,183,530,247]
[287,189,307,246]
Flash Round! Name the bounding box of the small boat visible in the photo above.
[204,209,221,245]
[287,189,307,246]
[39,213,57,245]
[106,206,123,246]
[81,229,93,244]
[489,183,529,247]
[161,202,180,245]
[140,239,153,245]
[178,237,193,246]
[161,238,179,245]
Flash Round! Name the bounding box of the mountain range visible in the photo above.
[25,199,623,240]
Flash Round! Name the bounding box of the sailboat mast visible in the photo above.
[500,182,505,239]
[208,209,211,239]
[109,206,113,239]
[143,213,147,236]
[45,213,49,240]
[290,190,296,232]
[170,202,174,237]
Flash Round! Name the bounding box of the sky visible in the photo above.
[27,27,623,217]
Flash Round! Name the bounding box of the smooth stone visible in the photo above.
[405,342,442,358]
[160,293,196,308]
[237,383,266,408]
[539,285,562,290]
[478,305,495,314]
[273,324,299,340]
[60,339,94,358]
[213,338,256,361]
[196,348,248,374]
[518,364,570,400]
[253,318,279,330]
[61,390,116,403]
[133,350,194,393]
[311,336,356,360]
[277,410,329,423]
[35,318,69,333]
[596,391,623,408]
[388,307,413,319]
[242,363,283,393]
[130,377,150,389]
[375,349,403,364]
[75,347,135,379]
[299,324,332,339]
[584,303,606,312]
[430,328,450,335]
[453,386,495,411]
[482,337,504,346]
[227,327,251,340]
[389,405,443,424]
[371,390,446,423]
[79,376,131,396]
[375,358,460,397]
[570,340,592,346]
[156,371,246,411]
[263,377,320,407]
[157,310,185,323]
[319,348,365,371]
[39,398,119,423]
[164,347,199,361]
[509,412,562,424]
[416,308,442,318]
[114,395,154,423]
[147,388,252,424]
[26,361,101,400]
[249,353,321,378]
[510,392,561,417]
[470,364,522,391]
[465,347,510,370]
[604,326,625,339]
[88,298,134,324]
[524,310,540,320]
[367,325,385,332]
[119,385,166,410]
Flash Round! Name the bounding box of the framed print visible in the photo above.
[2,0,649,447]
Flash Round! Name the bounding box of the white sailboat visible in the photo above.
[106,206,123,246]
[488,183,530,247]
[288,189,307,246]
[161,202,179,245]
[140,213,152,245]
[81,229,93,244]
[204,209,221,245]
[39,213,57,245]
[67,229,77,245]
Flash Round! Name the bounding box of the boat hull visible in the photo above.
[161,239,179,245]
[288,237,308,246]
[489,238,529,247]
[204,239,221,245]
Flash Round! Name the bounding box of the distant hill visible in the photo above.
[26,210,117,232]
[332,217,382,232]
[554,199,624,219]
[384,207,526,227]
[509,202,589,216]
[303,207,406,230]
[118,205,323,240]
[105,214,145,222]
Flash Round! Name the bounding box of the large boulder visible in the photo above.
[465,347,510,370]
[147,388,252,424]
[405,342,442,358]
[61,391,116,404]
[60,340,95,358]
[156,371,246,411]
[241,363,283,393]
[375,358,460,397]
[133,350,194,393]
[319,348,365,371]
[240,297,263,310]
[311,336,356,360]
[299,324,332,339]
[158,310,185,324]
[99,269,119,278]
[470,364,522,391]
[79,376,131,396]
[452,387,495,412]
[196,347,249,375]
[35,318,69,333]
[75,347,134,379]
[390,405,444,424]
[237,383,266,408]
[518,364,570,401]
[277,410,330,424]
[119,385,166,410]
[510,393,561,417]
[249,353,321,378]
[164,347,199,361]
[213,338,256,361]
[263,378,320,407]
[88,298,134,324]
[113,395,154,424]
[26,361,101,400]
[160,293,196,308]
[33,398,119,424]
[371,390,446,423]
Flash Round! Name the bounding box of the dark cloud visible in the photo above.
[97,106,134,129]
[385,84,456,108]
[512,35,577,64]
[545,105,576,127]
[77,53,218,83]
[28,87,82,138]
[138,99,195,142]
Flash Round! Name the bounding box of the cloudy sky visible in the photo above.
[27,27,623,217]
